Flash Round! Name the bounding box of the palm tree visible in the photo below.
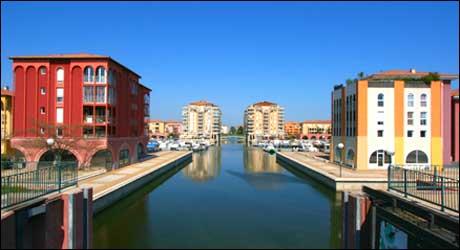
[357,72,365,79]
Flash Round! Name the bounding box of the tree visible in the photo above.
[236,126,244,135]
[230,126,236,135]
[357,72,365,79]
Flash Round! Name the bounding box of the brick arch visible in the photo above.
[10,146,32,162]
[33,146,84,167]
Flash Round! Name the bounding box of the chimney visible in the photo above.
[410,68,416,74]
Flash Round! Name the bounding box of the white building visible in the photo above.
[181,101,222,143]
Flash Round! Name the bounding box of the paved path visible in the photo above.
[79,151,190,199]
[280,151,387,180]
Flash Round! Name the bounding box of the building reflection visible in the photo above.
[182,147,221,182]
[243,146,282,173]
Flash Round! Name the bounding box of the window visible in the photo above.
[40,67,46,75]
[40,87,46,95]
[406,150,428,164]
[83,86,93,102]
[377,130,383,137]
[40,127,45,134]
[420,112,427,125]
[40,107,45,114]
[56,88,64,103]
[377,93,384,107]
[377,111,384,125]
[420,130,426,137]
[378,121,384,125]
[407,130,413,137]
[56,127,63,137]
[56,108,63,123]
[96,67,106,83]
[420,94,427,107]
[407,93,414,107]
[84,66,94,82]
[57,68,64,83]
[96,86,106,103]
[407,112,414,125]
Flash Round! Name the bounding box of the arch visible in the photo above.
[407,93,414,107]
[38,66,47,75]
[84,66,94,82]
[369,150,392,165]
[119,148,130,167]
[377,93,384,107]
[37,149,78,169]
[406,150,428,164]
[56,68,64,83]
[90,149,113,171]
[310,136,317,140]
[96,66,106,83]
[302,135,308,140]
[347,149,355,161]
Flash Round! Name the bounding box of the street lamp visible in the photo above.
[387,150,395,167]
[46,138,55,147]
[46,137,62,192]
[337,143,344,177]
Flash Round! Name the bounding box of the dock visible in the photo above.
[79,151,192,214]
[276,151,387,191]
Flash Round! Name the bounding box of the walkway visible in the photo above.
[79,151,191,200]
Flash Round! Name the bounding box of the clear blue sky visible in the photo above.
[2,1,458,126]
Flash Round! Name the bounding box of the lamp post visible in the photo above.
[387,150,395,167]
[46,138,61,192]
[337,143,344,177]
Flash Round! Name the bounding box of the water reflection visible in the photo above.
[243,146,282,173]
[182,146,221,182]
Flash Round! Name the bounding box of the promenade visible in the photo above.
[277,151,387,191]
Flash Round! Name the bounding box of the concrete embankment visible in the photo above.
[79,151,192,214]
[276,152,387,191]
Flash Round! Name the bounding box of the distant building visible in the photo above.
[452,89,459,163]
[331,69,458,170]
[284,122,302,138]
[181,101,222,143]
[301,120,331,140]
[1,87,14,157]
[9,53,151,169]
[221,125,229,135]
[148,119,165,139]
[164,120,183,138]
[244,101,284,143]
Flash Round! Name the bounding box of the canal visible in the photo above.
[93,144,342,249]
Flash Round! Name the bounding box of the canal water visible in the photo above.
[93,144,342,249]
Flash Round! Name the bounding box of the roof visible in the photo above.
[253,101,277,107]
[1,88,14,96]
[164,120,182,124]
[302,120,331,124]
[138,83,152,91]
[189,100,217,107]
[148,119,164,123]
[285,121,301,125]
[365,69,458,81]
[452,89,459,97]
[9,53,141,78]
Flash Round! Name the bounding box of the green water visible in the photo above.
[93,144,342,249]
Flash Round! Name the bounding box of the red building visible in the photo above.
[10,53,151,169]
[452,89,459,163]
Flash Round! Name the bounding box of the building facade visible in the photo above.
[284,122,302,138]
[164,120,183,138]
[10,53,151,169]
[331,69,457,170]
[452,89,459,163]
[244,101,284,143]
[181,101,222,143]
[221,125,229,135]
[301,120,331,140]
[1,87,14,157]
[148,119,165,139]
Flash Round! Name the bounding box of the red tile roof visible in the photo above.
[1,89,14,96]
[253,101,277,107]
[302,120,331,124]
[452,89,459,97]
[189,100,217,107]
[366,69,458,81]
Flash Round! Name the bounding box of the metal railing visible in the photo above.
[1,161,78,209]
[388,165,459,212]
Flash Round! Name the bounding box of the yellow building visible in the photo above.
[244,101,285,143]
[181,101,222,143]
[148,120,165,138]
[1,88,14,156]
[301,120,332,140]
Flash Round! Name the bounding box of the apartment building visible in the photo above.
[284,122,302,138]
[148,119,165,139]
[181,101,222,143]
[244,101,284,143]
[331,69,457,170]
[1,87,14,157]
[10,53,151,169]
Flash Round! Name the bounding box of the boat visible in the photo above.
[263,143,276,154]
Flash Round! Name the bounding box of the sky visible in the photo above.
[1,1,458,126]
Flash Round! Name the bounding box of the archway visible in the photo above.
[302,136,308,140]
[119,148,130,167]
[369,150,392,167]
[137,143,145,160]
[90,149,113,171]
[346,149,355,168]
[38,149,78,169]
[406,150,428,164]
[310,136,317,140]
